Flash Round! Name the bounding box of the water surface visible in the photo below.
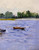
[0,20,39,50]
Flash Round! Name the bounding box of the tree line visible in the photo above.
[0,10,39,18]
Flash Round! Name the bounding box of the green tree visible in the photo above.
[26,10,32,18]
[5,11,13,18]
[21,12,25,18]
[17,12,22,18]
[0,13,4,18]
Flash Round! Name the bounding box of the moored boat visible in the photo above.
[0,29,6,32]
[13,27,25,30]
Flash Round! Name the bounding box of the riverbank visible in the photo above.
[0,18,39,20]
[0,18,15,20]
[16,18,39,20]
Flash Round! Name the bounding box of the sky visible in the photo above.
[0,0,39,15]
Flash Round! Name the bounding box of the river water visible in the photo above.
[0,20,39,50]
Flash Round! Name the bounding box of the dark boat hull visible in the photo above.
[13,27,25,30]
[0,29,6,32]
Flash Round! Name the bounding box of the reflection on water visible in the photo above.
[0,20,39,50]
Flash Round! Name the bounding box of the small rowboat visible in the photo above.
[13,27,25,30]
[0,29,6,32]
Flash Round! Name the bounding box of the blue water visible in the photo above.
[0,20,39,50]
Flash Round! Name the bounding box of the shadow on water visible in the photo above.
[0,32,5,37]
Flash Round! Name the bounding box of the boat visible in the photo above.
[13,27,25,30]
[0,29,6,32]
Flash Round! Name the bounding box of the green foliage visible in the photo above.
[0,10,39,18]
[17,10,39,18]
[0,13,4,18]
[26,10,31,17]
[17,12,22,18]
[5,11,13,18]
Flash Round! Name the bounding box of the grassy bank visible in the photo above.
[0,18,15,20]
[0,18,39,21]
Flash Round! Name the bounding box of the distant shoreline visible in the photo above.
[16,18,39,20]
[0,18,15,20]
[0,18,39,20]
